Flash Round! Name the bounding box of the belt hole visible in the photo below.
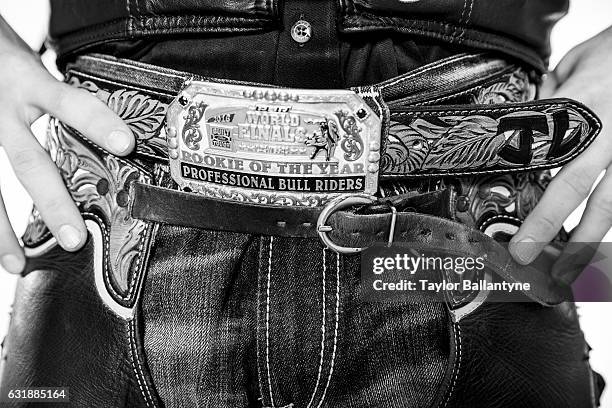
[446,232,456,240]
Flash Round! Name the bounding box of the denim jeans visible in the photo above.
[142,227,450,407]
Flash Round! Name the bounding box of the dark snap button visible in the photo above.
[291,20,312,44]
[96,179,110,195]
[456,196,470,212]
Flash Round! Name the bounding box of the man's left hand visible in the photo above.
[509,26,612,283]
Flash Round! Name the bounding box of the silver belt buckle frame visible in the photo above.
[166,81,382,207]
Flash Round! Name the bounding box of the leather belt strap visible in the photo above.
[130,182,571,305]
[131,183,321,238]
[131,183,453,238]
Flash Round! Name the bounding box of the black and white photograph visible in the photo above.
[0,0,611,407]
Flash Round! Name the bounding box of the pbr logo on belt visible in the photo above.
[166,81,382,206]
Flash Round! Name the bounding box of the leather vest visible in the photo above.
[48,0,568,72]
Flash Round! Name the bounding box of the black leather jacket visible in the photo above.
[49,0,568,72]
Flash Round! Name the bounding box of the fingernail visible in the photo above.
[107,130,132,154]
[1,254,25,275]
[58,225,84,250]
[509,237,539,265]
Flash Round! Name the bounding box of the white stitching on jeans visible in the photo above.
[316,253,341,408]
[128,320,155,408]
[306,248,328,408]
[441,323,462,408]
[130,322,156,406]
[265,236,276,408]
[256,255,266,407]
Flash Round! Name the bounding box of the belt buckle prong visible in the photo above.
[385,203,398,248]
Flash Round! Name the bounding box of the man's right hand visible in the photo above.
[0,15,134,274]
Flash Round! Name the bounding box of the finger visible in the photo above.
[551,169,612,284]
[2,121,86,252]
[568,169,612,243]
[35,78,135,156]
[553,26,612,86]
[552,75,601,107]
[509,144,610,265]
[553,44,584,85]
[0,190,25,274]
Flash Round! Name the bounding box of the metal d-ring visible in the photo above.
[317,194,377,254]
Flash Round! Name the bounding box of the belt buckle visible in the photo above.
[165,81,382,207]
[317,194,376,254]
[317,194,398,254]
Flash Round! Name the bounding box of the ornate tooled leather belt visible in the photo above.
[45,53,600,305]
[67,54,600,206]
